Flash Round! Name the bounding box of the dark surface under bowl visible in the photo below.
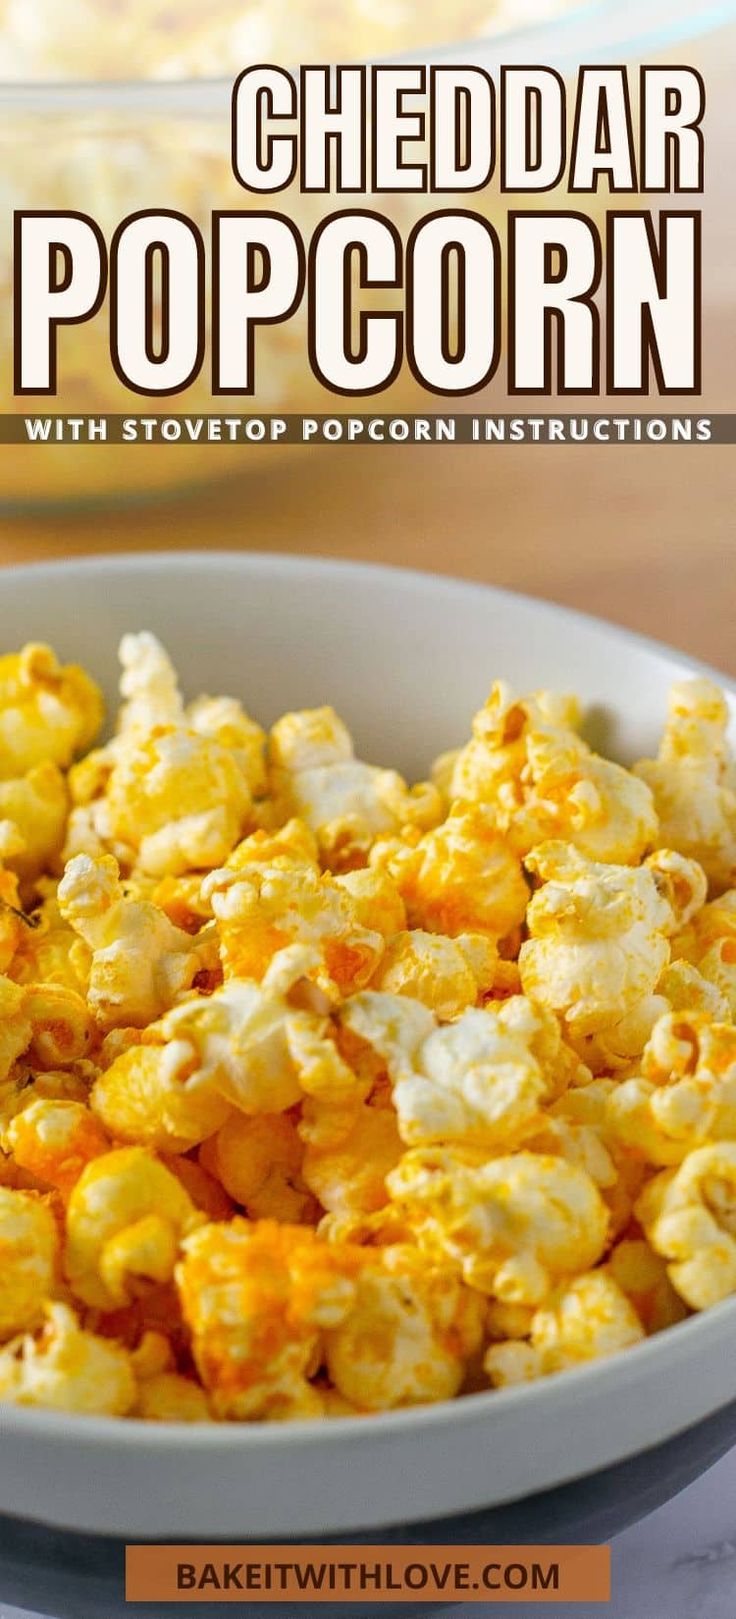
[2,1401,736,1618]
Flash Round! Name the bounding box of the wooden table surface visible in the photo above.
[0,28,733,678]
[0,431,731,671]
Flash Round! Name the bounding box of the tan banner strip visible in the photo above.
[125,1543,610,1604]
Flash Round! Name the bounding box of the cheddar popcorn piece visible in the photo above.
[0,643,103,780]
[342,991,585,1153]
[8,885,91,995]
[0,1185,58,1339]
[325,1245,484,1411]
[637,1142,736,1309]
[606,1237,687,1334]
[0,977,93,1084]
[0,1302,135,1416]
[301,1098,404,1216]
[519,842,707,1065]
[672,890,736,1016]
[387,1149,609,1303]
[370,928,496,1018]
[269,706,441,870]
[635,680,736,893]
[0,762,68,880]
[607,1012,736,1166]
[130,1331,212,1422]
[64,1147,204,1309]
[91,1042,231,1154]
[202,859,385,996]
[58,852,216,1029]
[155,949,356,1117]
[443,682,658,865]
[103,729,251,877]
[73,635,258,876]
[370,803,529,941]
[176,1220,361,1420]
[484,1272,644,1387]
[5,1099,110,1199]
[203,1111,317,1222]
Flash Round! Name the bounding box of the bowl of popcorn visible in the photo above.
[0,552,736,1548]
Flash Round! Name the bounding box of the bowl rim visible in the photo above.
[0,546,735,1452]
[0,0,734,111]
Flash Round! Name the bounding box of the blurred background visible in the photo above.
[0,1,733,675]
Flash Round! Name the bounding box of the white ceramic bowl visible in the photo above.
[0,551,735,1542]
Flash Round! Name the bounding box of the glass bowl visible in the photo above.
[1,0,734,510]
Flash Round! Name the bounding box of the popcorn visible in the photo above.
[0,1186,58,1339]
[202,860,385,996]
[0,1302,136,1416]
[269,707,441,870]
[485,1272,644,1387]
[387,1149,609,1303]
[672,890,736,1017]
[58,852,217,1029]
[519,842,707,1066]
[0,978,94,1084]
[0,645,103,781]
[637,1142,736,1309]
[343,992,584,1153]
[370,929,496,1018]
[176,1220,362,1420]
[0,634,732,1424]
[443,682,658,865]
[76,636,256,877]
[0,0,580,82]
[606,1237,687,1333]
[64,1147,204,1309]
[135,1369,212,1423]
[154,950,358,1118]
[131,1331,212,1422]
[8,885,91,995]
[635,680,736,893]
[5,1100,110,1199]
[90,1041,232,1153]
[607,1013,736,1166]
[202,1112,317,1222]
[0,762,68,880]
[371,803,529,941]
[301,1099,404,1215]
[324,1245,484,1411]
[103,729,251,877]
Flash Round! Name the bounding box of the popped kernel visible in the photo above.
[58,852,217,1029]
[0,1185,58,1339]
[607,1012,736,1166]
[64,1147,204,1309]
[371,803,529,941]
[0,1302,136,1416]
[519,842,707,1066]
[370,929,496,1019]
[0,644,103,780]
[269,706,441,871]
[444,682,658,865]
[637,1141,736,1308]
[635,680,736,893]
[485,1272,644,1386]
[387,1148,609,1303]
[324,1245,485,1411]
[202,859,385,996]
[176,1219,362,1421]
[5,1099,110,1199]
[202,1111,317,1222]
